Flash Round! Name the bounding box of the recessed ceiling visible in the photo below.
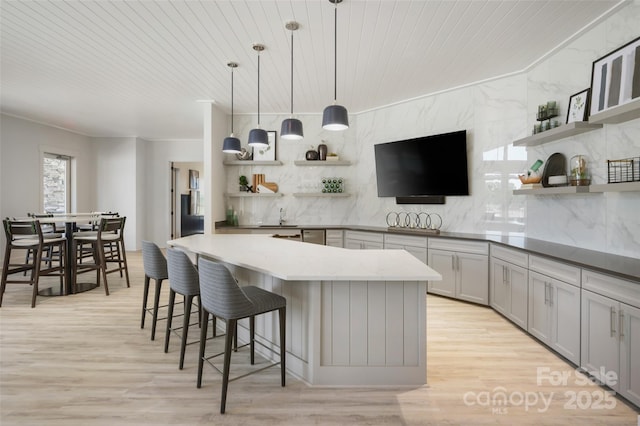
[0,0,625,140]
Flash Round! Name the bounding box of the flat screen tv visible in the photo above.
[374,130,469,198]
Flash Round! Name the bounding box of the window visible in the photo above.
[43,153,70,213]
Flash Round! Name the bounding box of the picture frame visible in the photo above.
[188,169,199,189]
[252,130,277,161]
[566,88,590,123]
[590,36,640,116]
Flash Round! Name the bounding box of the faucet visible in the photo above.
[279,208,286,226]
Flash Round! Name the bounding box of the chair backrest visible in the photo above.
[166,248,200,296]
[198,257,255,320]
[3,219,43,244]
[99,216,124,233]
[141,240,168,280]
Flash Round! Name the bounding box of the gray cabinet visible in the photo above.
[344,230,384,250]
[527,257,581,365]
[490,245,528,330]
[581,270,640,407]
[383,234,428,265]
[427,238,488,305]
[325,229,344,248]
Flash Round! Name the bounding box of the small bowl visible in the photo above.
[519,175,542,184]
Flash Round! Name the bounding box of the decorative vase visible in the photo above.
[318,144,327,161]
[306,150,319,161]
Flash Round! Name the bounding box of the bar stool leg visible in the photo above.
[220,318,236,414]
[141,275,151,328]
[279,307,286,387]
[164,289,176,353]
[197,309,209,388]
[250,316,255,365]
[150,278,163,340]
[180,294,194,370]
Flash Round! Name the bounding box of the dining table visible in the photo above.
[34,213,102,296]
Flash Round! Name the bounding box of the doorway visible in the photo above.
[170,161,204,239]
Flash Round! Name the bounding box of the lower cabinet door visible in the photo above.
[528,272,551,343]
[456,252,488,305]
[427,249,456,298]
[620,302,640,407]
[507,263,528,330]
[549,279,580,365]
[581,290,620,392]
[490,258,508,315]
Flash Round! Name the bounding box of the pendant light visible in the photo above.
[322,0,349,131]
[248,44,269,147]
[281,21,304,140]
[222,62,241,153]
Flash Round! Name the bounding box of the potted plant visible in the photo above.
[239,175,248,192]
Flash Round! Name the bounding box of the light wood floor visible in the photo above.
[1,251,638,425]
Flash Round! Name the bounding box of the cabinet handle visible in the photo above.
[610,306,617,337]
[452,255,455,271]
[502,266,506,283]
[544,283,548,305]
[505,268,510,285]
[619,310,624,341]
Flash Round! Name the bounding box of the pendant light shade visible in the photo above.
[248,44,269,147]
[281,21,304,140]
[222,62,241,154]
[322,0,348,131]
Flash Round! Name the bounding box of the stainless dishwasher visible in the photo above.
[302,229,325,245]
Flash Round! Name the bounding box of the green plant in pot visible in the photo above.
[239,175,249,192]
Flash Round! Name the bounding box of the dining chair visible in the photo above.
[1,219,66,307]
[73,216,130,295]
[196,257,286,414]
[141,240,168,340]
[165,247,204,369]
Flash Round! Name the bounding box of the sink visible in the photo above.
[259,224,298,228]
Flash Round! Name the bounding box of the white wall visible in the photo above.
[0,114,96,260]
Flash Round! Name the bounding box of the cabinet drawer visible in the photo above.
[582,269,640,309]
[428,238,488,255]
[384,234,427,249]
[529,255,580,287]
[325,229,343,240]
[344,230,384,244]
[491,244,528,268]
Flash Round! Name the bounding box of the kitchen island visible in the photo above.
[168,233,441,386]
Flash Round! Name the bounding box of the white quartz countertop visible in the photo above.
[168,233,442,282]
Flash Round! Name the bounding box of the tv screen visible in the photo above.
[374,130,469,197]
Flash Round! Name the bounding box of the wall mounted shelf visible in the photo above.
[589,182,640,193]
[292,193,350,197]
[513,186,591,195]
[589,98,640,125]
[226,192,283,198]
[294,160,351,166]
[223,160,283,166]
[513,122,602,147]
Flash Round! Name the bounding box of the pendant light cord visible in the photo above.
[333,3,337,102]
[230,66,234,133]
[290,30,294,115]
[257,52,261,126]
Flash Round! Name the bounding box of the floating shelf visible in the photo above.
[226,192,283,198]
[513,121,603,147]
[513,186,592,195]
[293,160,351,166]
[223,160,283,166]
[589,182,640,193]
[589,98,640,125]
[292,192,351,197]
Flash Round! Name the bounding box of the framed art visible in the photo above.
[566,88,590,123]
[252,130,277,161]
[590,36,640,116]
[189,169,199,189]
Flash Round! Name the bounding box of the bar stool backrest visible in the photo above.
[141,240,168,280]
[166,248,199,296]
[99,217,124,234]
[4,220,43,243]
[197,257,254,320]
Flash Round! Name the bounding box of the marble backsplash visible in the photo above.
[223,2,640,260]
